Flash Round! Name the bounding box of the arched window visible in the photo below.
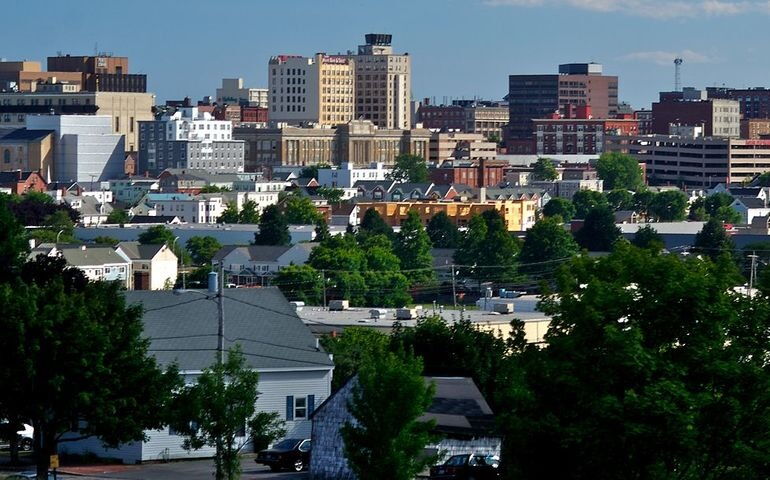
[3,149,10,164]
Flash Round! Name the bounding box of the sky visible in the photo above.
[3,0,769,110]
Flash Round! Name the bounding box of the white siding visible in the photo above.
[58,435,142,464]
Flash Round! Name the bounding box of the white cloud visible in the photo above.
[484,0,768,18]
[619,49,714,66]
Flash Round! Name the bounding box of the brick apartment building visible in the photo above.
[429,159,506,187]
[506,63,618,153]
[707,87,770,119]
[651,93,740,138]
[532,105,638,155]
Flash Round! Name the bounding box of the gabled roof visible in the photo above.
[734,196,767,209]
[213,244,318,263]
[117,241,169,261]
[728,187,763,197]
[353,180,395,192]
[58,245,130,267]
[128,288,334,371]
[390,182,434,194]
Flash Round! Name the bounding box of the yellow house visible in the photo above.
[357,199,537,232]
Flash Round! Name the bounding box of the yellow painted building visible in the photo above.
[357,199,537,232]
[0,130,54,179]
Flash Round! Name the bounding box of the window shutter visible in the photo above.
[308,395,315,416]
[286,395,294,421]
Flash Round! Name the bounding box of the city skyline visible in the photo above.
[3,0,768,109]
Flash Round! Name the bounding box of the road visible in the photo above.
[1,456,307,480]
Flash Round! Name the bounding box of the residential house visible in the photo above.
[31,244,132,288]
[387,182,436,201]
[150,193,226,224]
[317,162,391,188]
[354,180,396,201]
[0,170,47,195]
[63,194,114,226]
[109,177,160,205]
[212,244,317,285]
[731,197,770,224]
[116,242,178,290]
[310,376,500,479]
[330,204,359,227]
[59,287,335,463]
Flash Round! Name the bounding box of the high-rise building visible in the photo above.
[350,34,411,130]
[137,106,244,175]
[268,53,355,127]
[506,63,618,153]
[707,87,770,119]
[651,95,740,138]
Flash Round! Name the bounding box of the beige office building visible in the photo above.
[234,119,430,170]
[0,90,154,152]
[350,34,411,130]
[429,132,497,163]
[268,54,355,127]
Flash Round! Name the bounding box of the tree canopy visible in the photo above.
[394,210,435,286]
[692,218,735,262]
[542,197,576,222]
[186,236,222,265]
[387,154,429,183]
[631,224,665,252]
[454,211,520,285]
[595,152,644,190]
[359,207,393,238]
[238,200,260,224]
[283,195,321,225]
[342,351,438,480]
[254,205,291,246]
[218,202,240,224]
[519,216,579,273]
[648,190,688,221]
[572,190,609,219]
[574,206,622,252]
[106,208,130,225]
[532,158,558,181]
[426,211,460,248]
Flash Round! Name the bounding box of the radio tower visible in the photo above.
[674,58,683,92]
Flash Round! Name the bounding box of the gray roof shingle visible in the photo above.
[128,288,334,372]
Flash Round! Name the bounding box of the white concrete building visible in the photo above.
[25,115,125,182]
[316,162,391,188]
[138,107,245,175]
[225,191,280,216]
[216,78,268,107]
[153,193,226,224]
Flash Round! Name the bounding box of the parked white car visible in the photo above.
[0,422,34,451]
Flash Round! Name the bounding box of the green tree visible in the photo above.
[454,214,488,285]
[186,236,222,266]
[170,347,285,480]
[631,224,665,252]
[478,210,520,283]
[0,256,180,479]
[300,164,329,180]
[272,265,324,305]
[572,190,608,219]
[426,211,460,248]
[342,352,438,480]
[574,206,622,252]
[606,189,635,211]
[595,151,644,190]
[314,217,331,242]
[254,205,290,246]
[394,210,435,286]
[387,154,429,183]
[92,236,120,246]
[532,157,558,181]
[360,207,394,239]
[138,225,188,261]
[320,327,391,391]
[199,185,230,193]
[692,218,735,262]
[106,208,129,225]
[688,196,708,221]
[689,194,740,223]
[519,216,578,273]
[0,202,29,283]
[649,190,688,221]
[238,200,260,224]
[316,187,345,205]
[542,197,575,222]
[497,245,770,480]
[633,189,656,219]
[284,195,321,225]
[218,202,240,224]
[757,172,770,187]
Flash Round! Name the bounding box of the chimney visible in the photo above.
[479,186,487,203]
[208,271,219,294]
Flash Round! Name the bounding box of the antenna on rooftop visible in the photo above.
[674,58,683,92]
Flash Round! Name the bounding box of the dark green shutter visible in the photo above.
[286,395,294,421]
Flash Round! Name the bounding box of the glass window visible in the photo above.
[294,397,307,419]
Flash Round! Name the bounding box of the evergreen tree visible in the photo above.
[426,211,460,248]
[454,214,488,285]
[254,205,291,246]
[478,210,520,283]
[394,210,436,286]
[574,206,622,252]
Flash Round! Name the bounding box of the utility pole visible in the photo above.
[217,264,225,365]
[748,252,758,299]
[451,264,457,308]
[321,270,327,308]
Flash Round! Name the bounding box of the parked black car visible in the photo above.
[255,438,311,472]
[429,453,500,479]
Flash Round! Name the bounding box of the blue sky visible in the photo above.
[3,0,769,110]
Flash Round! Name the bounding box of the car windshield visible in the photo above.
[445,455,469,466]
[272,438,301,450]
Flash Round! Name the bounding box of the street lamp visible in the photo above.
[56,229,64,244]
[172,236,186,290]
